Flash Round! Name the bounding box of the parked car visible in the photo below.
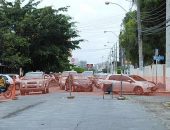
[102,74,158,95]
[65,74,93,92]
[19,71,50,95]
[59,71,77,90]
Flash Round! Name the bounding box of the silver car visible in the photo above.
[102,74,157,95]
[20,72,50,95]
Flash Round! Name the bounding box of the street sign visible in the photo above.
[153,55,164,61]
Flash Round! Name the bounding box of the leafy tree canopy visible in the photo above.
[0,0,83,73]
[119,0,165,67]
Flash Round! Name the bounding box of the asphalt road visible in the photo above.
[0,91,169,130]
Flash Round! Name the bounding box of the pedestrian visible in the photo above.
[0,75,6,93]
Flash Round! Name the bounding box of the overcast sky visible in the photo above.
[39,0,133,64]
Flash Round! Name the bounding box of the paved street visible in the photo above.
[0,90,169,130]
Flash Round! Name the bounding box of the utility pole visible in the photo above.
[136,0,143,71]
[115,42,118,74]
[111,47,114,74]
[105,1,143,72]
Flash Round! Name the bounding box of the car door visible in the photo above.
[108,75,121,92]
[121,75,134,93]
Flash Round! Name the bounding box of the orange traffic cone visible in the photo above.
[12,78,17,100]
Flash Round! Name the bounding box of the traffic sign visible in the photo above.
[153,55,164,61]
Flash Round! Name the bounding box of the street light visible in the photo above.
[106,41,118,74]
[105,2,136,21]
[105,1,143,71]
[104,44,114,73]
[104,31,119,74]
[104,30,118,38]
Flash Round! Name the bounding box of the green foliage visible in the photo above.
[0,0,82,72]
[72,66,85,73]
[119,11,138,66]
[117,68,122,74]
[119,0,165,67]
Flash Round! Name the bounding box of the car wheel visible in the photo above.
[25,91,29,95]
[20,90,25,95]
[3,86,13,99]
[71,85,75,92]
[42,89,46,94]
[134,86,143,95]
[88,86,93,92]
[46,88,49,93]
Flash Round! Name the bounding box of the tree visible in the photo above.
[0,0,82,73]
[119,0,166,67]
[119,11,138,66]
[72,66,85,73]
[0,0,32,69]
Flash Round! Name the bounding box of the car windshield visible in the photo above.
[129,75,147,81]
[73,75,88,80]
[24,72,44,79]
[62,71,77,76]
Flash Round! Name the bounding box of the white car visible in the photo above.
[102,74,157,95]
[20,71,50,95]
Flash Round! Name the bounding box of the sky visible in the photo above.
[38,0,134,65]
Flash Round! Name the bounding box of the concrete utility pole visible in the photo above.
[115,42,118,74]
[166,0,170,91]
[136,0,143,71]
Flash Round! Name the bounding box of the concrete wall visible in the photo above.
[130,64,165,83]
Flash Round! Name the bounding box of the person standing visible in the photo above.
[0,75,6,93]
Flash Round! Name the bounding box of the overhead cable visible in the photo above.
[140,1,165,14]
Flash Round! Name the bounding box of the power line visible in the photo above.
[141,11,165,21]
[140,1,166,14]
[141,16,165,23]
[141,6,165,18]
[142,18,170,33]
